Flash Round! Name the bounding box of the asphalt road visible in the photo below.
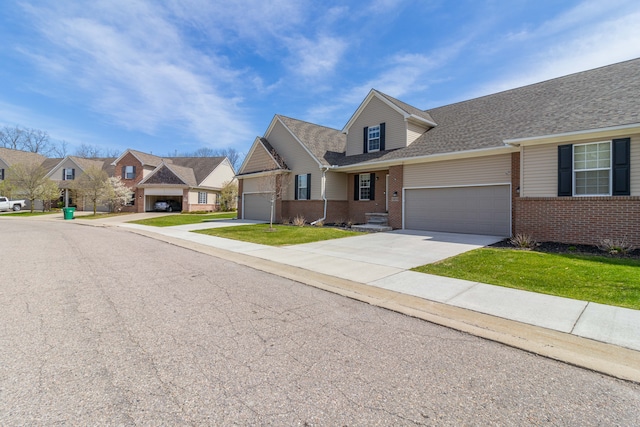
[1,219,639,426]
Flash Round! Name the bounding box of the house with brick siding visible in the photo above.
[112,149,236,213]
[237,58,640,247]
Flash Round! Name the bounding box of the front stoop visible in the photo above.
[353,213,392,232]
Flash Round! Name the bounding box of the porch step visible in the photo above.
[352,224,393,232]
[365,212,389,226]
[355,213,392,232]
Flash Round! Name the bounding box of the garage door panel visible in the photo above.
[405,186,510,236]
[243,194,272,221]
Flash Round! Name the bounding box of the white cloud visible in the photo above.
[287,35,347,79]
[472,7,640,97]
[19,0,256,148]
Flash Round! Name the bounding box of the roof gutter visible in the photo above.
[332,145,517,173]
[504,123,640,146]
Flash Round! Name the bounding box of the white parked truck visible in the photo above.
[0,196,26,211]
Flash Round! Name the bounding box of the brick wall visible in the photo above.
[281,200,349,224]
[115,152,144,213]
[347,171,389,224]
[237,180,244,218]
[388,165,403,229]
[514,196,640,247]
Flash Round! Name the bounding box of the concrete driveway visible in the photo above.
[287,229,504,269]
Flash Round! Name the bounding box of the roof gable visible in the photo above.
[342,89,436,134]
[111,148,164,167]
[139,163,193,186]
[238,137,285,175]
[276,116,345,167]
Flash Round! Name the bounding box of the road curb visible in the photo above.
[123,226,640,384]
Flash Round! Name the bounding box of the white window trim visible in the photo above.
[297,174,308,200]
[125,165,135,180]
[368,125,381,153]
[64,168,74,181]
[572,141,612,196]
[359,173,371,201]
[198,191,207,204]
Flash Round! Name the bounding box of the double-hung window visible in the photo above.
[573,142,611,196]
[63,168,75,181]
[295,174,310,200]
[359,173,371,200]
[198,192,207,204]
[558,138,630,197]
[124,165,136,180]
[368,125,380,152]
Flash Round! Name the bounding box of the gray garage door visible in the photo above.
[405,185,511,236]
[243,193,272,221]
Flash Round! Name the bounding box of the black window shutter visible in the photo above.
[363,127,368,153]
[62,169,66,180]
[294,175,299,200]
[71,169,75,180]
[306,173,311,200]
[380,123,386,151]
[558,145,573,196]
[122,166,126,179]
[354,175,359,200]
[0,169,3,180]
[612,138,631,196]
[132,166,136,177]
[370,173,375,200]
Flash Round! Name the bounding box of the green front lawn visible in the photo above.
[194,224,360,246]
[413,248,640,310]
[0,211,58,217]
[129,212,237,227]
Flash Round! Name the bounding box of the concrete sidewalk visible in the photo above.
[66,214,640,382]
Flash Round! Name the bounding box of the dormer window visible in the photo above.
[363,123,385,153]
[63,168,75,180]
[368,125,380,152]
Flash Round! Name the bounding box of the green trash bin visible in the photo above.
[63,207,76,220]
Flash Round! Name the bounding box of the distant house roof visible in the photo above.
[169,157,225,184]
[0,148,47,166]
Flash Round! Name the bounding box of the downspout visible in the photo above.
[311,166,330,225]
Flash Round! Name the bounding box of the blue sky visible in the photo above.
[2,0,640,159]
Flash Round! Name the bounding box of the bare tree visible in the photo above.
[51,140,69,158]
[217,148,242,171]
[171,147,243,170]
[72,166,109,214]
[4,162,51,212]
[105,176,134,212]
[74,143,102,158]
[0,126,23,150]
[0,125,59,156]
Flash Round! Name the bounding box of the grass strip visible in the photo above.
[193,223,361,246]
[412,248,640,310]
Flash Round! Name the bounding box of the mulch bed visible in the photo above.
[489,239,640,260]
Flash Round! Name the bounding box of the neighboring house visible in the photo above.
[237,58,640,247]
[112,149,236,213]
[0,148,51,210]
[45,156,116,211]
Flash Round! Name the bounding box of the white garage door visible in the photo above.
[243,193,272,221]
[405,185,511,236]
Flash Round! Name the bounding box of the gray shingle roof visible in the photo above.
[332,57,640,166]
[277,116,346,167]
[169,157,225,184]
[376,90,436,125]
